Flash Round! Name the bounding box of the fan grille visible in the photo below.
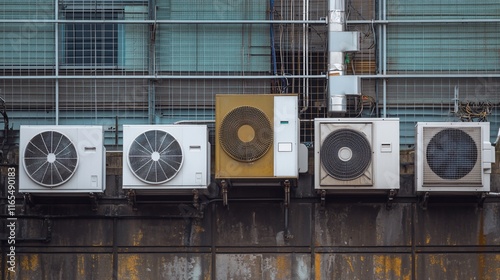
[426,128,478,180]
[128,130,183,184]
[320,129,372,180]
[24,131,78,187]
[219,106,273,162]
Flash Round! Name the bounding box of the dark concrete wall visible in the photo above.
[1,149,500,279]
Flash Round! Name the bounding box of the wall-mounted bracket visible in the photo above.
[127,189,138,211]
[386,189,398,210]
[221,180,228,208]
[420,192,430,210]
[320,190,327,208]
[89,192,99,212]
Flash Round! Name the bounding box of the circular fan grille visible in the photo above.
[24,131,79,187]
[128,130,183,184]
[426,128,477,180]
[320,129,372,180]
[219,106,273,162]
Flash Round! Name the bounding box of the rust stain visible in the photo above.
[132,229,144,246]
[314,254,321,280]
[194,224,205,234]
[118,254,140,280]
[429,255,446,273]
[77,255,85,277]
[425,234,431,245]
[276,255,288,277]
[478,212,486,280]
[374,255,401,278]
[20,254,39,271]
[344,256,355,273]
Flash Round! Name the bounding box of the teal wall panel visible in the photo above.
[156,0,270,72]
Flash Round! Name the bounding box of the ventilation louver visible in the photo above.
[219,106,273,162]
[122,125,210,192]
[19,125,106,194]
[315,118,400,191]
[416,122,494,193]
[320,129,372,181]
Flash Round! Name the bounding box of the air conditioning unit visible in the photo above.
[315,118,400,191]
[19,125,106,194]
[415,122,494,193]
[215,94,298,180]
[122,125,210,192]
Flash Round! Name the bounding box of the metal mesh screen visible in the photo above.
[423,126,482,185]
[0,0,499,149]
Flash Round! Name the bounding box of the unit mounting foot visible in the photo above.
[127,189,138,210]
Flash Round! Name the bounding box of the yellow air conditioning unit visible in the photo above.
[215,94,298,181]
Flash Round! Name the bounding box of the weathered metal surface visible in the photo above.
[215,202,312,247]
[5,254,113,280]
[216,254,310,280]
[416,203,500,246]
[416,254,500,279]
[2,174,500,279]
[315,203,412,246]
[116,217,209,247]
[314,253,412,280]
[117,253,211,280]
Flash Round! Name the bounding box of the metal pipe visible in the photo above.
[348,19,500,24]
[174,120,215,124]
[0,19,327,24]
[300,0,310,113]
[0,75,327,79]
[5,74,500,80]
[381,0,387,117]
[54,0,59,125]
[487,192,500,197]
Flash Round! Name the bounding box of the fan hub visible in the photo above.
[238,125,256,143]
[151,151,160,162]
[47,153,56,163]
[338,147,353,162]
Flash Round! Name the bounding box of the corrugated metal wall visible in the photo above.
[2,157,500,279]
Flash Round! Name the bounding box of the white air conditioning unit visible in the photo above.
[19,125,106,193]
[415,122,494,193]
[122,125,210,192]
[315,118,400,191]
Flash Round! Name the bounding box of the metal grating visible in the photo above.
[0,0,498,149]
[423,126,482,185]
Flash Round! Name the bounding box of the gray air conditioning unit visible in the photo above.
[19,125,106,194]
[415,122,494,194]
[315,118,400,192]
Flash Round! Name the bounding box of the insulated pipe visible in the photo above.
[328,0,345,75]
[328,0,347,113]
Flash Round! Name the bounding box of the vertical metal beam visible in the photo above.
[300,0,310,113]
[148,0,157,124]
[54,0,59,125]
